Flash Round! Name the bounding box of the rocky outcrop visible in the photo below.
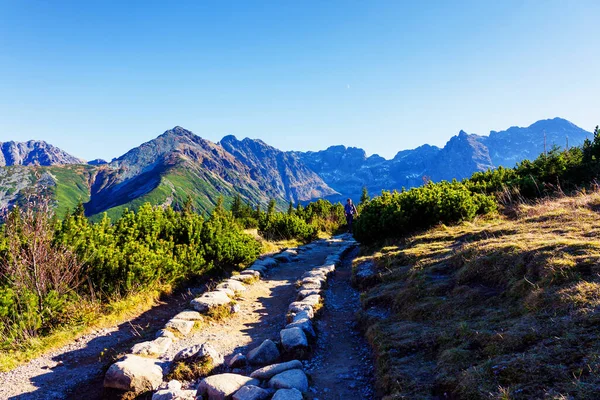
[3,118,591,218]
[220,135,338,202]
[0,140,84,166]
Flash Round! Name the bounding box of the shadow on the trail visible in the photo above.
[223,242,337,367]
[8,288,200,400]
[8,240,347,400]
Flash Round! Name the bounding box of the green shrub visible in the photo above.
[0,199,261,348]
[354,181,497,244]
[258,212,318,242]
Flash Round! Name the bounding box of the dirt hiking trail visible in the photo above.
[1,236,375,400]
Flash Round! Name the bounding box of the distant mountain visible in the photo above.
[0,117,593,217]
[84,126,336,216]
[220,135,336,202]
[0,140,84,166]
[481,118,588,167]
[0,127,337,218]
[295,117,592,200]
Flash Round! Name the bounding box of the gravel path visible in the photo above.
[157,241,336,372]
[306,246,376,399]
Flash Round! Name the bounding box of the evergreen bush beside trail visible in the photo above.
[0,199,261,347]
[354,182,497,244]
[258,212,318,242]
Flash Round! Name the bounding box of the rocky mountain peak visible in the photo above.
[220,134,337,202]
[0,140,84,166]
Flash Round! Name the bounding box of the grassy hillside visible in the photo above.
[0,162,287,222]
[91,164,280,222]
[355,192,600,399]
[0,165,93,218]
[43,165,94,218]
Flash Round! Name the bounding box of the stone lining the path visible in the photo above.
[104,234,357,399]
[103,248,296,394]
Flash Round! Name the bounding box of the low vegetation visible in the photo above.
[354,181,497,244]
[167,355,215,382]
[356,192,600,399]
[0,191,346,371]
[0,197,260,369]
[351,125,600,398]
[232,196,346,242]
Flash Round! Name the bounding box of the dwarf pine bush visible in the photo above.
[0,198,261,347]
[354,182,497,244]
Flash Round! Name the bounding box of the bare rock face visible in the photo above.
[219,135,337,203]
[295,118,591,201]
[104,355,163,393]
[0,140,84,166]
[197,373,259,400]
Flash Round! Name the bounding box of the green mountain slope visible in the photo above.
[0,127,333,218]
[0,165,93,218]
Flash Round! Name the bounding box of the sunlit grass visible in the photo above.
[0,286,170,372]
[357,191,600,399]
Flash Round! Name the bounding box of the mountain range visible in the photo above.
[0,118,592,218]
[297,117,591,200]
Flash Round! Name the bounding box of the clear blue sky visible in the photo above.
[0,1,598,161]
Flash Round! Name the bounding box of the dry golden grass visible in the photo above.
[0,286,170,372]
[244,228,303,255]
[356,192,600,399]
[166,355,214,382]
